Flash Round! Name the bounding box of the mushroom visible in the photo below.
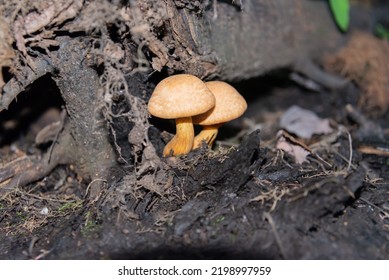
[192,81,247,149]
[148,74,216,156]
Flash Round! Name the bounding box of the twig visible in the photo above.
[84,178,107,199]
[339,125,353,171]
[20,191,78,203]
[48,108,67,164]
[212,0,218,21]
[1,58,53,111]
[34,249,52,260]
[28,236,39,257]
[359,197,389,217]
[263,212,287,259]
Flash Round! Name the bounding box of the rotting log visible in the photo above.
[0,0,382,193]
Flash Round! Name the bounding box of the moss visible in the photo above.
[81,211,101,237]
[58,201,82,213]
[212,215,225,225]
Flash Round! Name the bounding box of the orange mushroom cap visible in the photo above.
[148,74,215,119]
[192,81,247,125]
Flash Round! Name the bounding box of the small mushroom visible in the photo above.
[192,81,247,149]
[148,74,216,156]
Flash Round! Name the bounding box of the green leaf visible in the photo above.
[329,0,350,32]
[375,24,389,40]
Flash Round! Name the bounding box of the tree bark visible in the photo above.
[51,38,117,181]
[170,0,344,80]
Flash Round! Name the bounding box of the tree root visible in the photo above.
[0,155,59,194]
[0,124,74,194]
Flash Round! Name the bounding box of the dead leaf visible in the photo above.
[279,105,333,139]
[276,132,311,164]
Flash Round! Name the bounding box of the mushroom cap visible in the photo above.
[148,74,215,119]
[192,81,247,125]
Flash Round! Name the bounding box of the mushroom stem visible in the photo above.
[192,124,222,149]
[163,117,194,156]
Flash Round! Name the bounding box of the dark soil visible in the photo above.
[1,73,389,260]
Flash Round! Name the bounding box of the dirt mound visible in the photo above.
[325,32,389,115]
